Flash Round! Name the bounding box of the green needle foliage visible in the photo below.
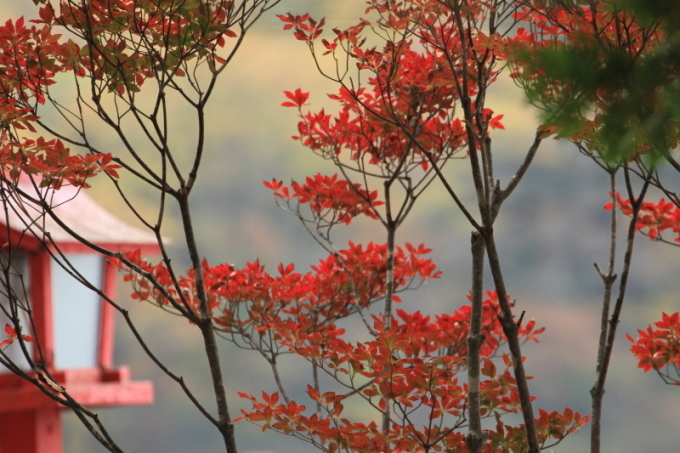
[513,0,680,167]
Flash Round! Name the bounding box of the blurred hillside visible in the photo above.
[1,1,680,452]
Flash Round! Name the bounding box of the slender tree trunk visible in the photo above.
[465,232,486,453]
[484,231,539,453]
[590,172,649,453]
[382,224,396,433]
[590,172,618,453]
[178,193,237,453]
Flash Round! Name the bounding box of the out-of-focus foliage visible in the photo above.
[511,0,680,166]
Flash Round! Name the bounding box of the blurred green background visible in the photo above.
[1,1,680,452]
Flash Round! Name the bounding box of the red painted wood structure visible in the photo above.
[0,180,159,452]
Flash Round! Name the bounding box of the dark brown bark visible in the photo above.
[382,222,397,433]
[465,232,487,453]
[178,193,237,453]
[484,231,539,452]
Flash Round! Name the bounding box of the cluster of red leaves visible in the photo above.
[487,406,590,451]
[0,17,67,105]
[259,290,542,382]
[627,312,680,385]
[279,13,325,42]
[605,192,680,243]
[0,0,236,189]
[264,174,383,224]
[277,3,512,173]
[40,0,236,93]
[120,249,183,308]
[456,291,546,357]
[0,133,120,188]
[607,192,680,385]
[235,291,589,452]
[606,195,680,385]
[0,323,34,348]
[284,85,468,171]
[0,17,120,188]
[120,241,440,322]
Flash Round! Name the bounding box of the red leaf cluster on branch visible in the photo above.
[605,192,680,244]
[44,0,236,91]
[628,312,680,385]
[0,323,34,348]
[233,291,587,453]
[0,16,66,105]
[265,175,382,224]
[0,15,122,187]
[0,0,240,189]
[121,241,440,324]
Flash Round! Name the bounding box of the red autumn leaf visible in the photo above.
[282,88,310,108]
[489,114,505,130]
